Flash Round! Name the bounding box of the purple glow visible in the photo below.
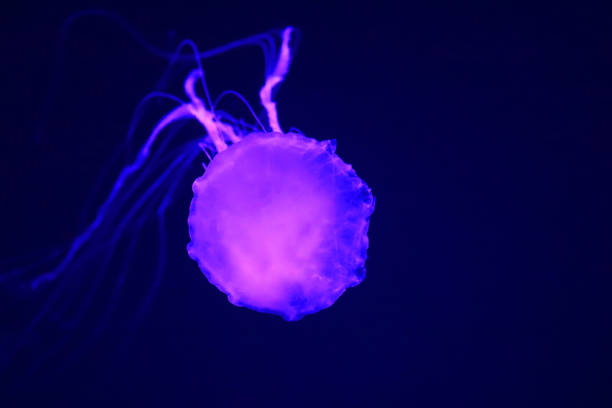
[183,27,374,319]
[188,132,374,320]
[23,25,374,321]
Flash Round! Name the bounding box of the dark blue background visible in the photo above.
[1,2,610,407]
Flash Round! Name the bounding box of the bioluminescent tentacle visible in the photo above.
[29,19,279,287]
[179,40,215,112]
[125,91,187,153]
[62,143,193,330]
[14,93,187,289]
[259,27,294,133]
[123,145,202,345]
[27,210,150,378]
[66,140,200,325]
[182,68,229,151]
[12,142,201,375]
[31,74,209,290]
[213,111,261,138]
[21,125,193,339]
[53,213,150,374]
[74,92,187,231]
[83,142,200,321]
[59,145,201,372]
[0,247,64,287]
[288,127,305,136]
[214,90,267,133]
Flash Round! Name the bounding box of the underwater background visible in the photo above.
[1,2,610,407]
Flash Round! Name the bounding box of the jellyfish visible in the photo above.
[2,15,374,342]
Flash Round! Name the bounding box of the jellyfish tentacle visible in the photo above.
[122,146,201,350]
[29,99,196,290]
[217,121,241,144]
[28,210,148,377]
[73,144,198,327]
[188,103,227,152]
[10,144,199,375]
[259,27,294,133]
[30,54,219,288]
[56,132,186,327]
[126,91,187,150]
[33,139,186,334]
[58,146,200,372]
[214,90,266,133]
[183,68,232,152]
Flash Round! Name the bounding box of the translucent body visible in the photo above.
[2,22,375,362]
[0,17,377,382]
[188,132,374,320]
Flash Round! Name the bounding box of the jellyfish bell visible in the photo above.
[188,131,374,320]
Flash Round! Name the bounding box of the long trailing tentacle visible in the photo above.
[30,103,195,290]
[12,141,201,375]
[54,144,200,374]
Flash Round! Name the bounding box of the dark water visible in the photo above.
[0,3,609,407]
